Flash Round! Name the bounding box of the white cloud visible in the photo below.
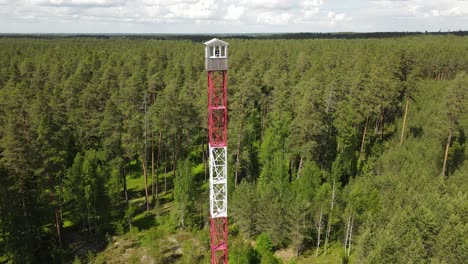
[304,7,320,19]
[256,11,292,25]
[302,0,322,20]
[304,0,323,8]
[327,11,351,24]
[240,0,303,10]
[166,0,219,20]
[371,0,468,17]
[225,4,245,20]
[31,0,125,7]
[0,0,466,33]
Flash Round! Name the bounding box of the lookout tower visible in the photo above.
[205,38,228,71]
[205,38,229,264]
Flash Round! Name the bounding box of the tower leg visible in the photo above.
[208,69,228,264]
[210,216,228,264]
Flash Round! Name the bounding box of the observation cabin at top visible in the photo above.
[204,38,229,71]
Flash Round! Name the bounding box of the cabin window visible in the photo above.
[210,46,214,57]
[209,46,227,58]
[221,46,225,57]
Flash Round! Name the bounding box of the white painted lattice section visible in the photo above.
[209,145,227,218]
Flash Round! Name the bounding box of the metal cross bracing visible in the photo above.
[208,71,227,147]
[208,71,227,108]
[209,146,227,217]
[208,70,228,264]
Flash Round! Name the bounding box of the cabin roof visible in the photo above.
[204,38,229,46]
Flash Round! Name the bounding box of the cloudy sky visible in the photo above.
[0,0,467,33]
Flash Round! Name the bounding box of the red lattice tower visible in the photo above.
[205,38,229,264]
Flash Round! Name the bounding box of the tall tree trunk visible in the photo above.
[0,196,5,242]
[1,212,6,245]
[50,174,63,248]
[202,138,207,182]
[164,164,168,195]
[87,206,92,234]
[144,93,149,210]
[54,207,62,248]
[172,133,177,176]
[172,133,176,200]
[442,128,452,176]
[359,115,369,158]
[59,175,64,222]
[164,135,168,195]
[325,84,334,114]
[380,108,385,140]
[141,156,150,212]
[316,207,323,257]
[289,159,294,183]
[48,172,62,248]
[151,131,155,199]
[21,188,26,217]
[260,105,268,144]
[400,100,409,145]
[156,131,162,199]
[123,157,128,202]
[347,215,354,257]
[297,156,304,179]
[344,214,351,253]
[324,178,336,255]
[93,194,97,233]
[94,194,98,233]
[234,121,243,188]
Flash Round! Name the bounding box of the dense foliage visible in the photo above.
[0,36,467,263]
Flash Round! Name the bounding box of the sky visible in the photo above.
[0,0,467,33]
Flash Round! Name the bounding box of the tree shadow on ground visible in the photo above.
[133,213,156,231]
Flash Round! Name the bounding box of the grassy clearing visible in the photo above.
[294,242,348,264]
[94,222,210,264]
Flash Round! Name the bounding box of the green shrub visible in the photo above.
[256,233,274,256]
[229,239,259,264]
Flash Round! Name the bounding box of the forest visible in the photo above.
[0,35,467,263]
